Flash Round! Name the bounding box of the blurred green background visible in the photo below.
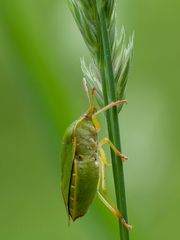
[0,0,180,239]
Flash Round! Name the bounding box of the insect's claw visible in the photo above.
[119,153,128,162]
[121,218,132,231]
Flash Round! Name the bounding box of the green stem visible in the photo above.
[96,2,129,240]
[98,61,115,154]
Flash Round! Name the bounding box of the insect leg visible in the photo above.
[99,138,128,162]
[92,100,127,131]
[98,145,112,192]
[97,190,132,230]
[97,158,107,192]
[92,115,101,131]
[97,152,131,230]
[83,78,90,104]
[93,100,128,117]
[98,145,112,167]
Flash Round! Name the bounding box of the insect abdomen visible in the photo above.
[68,158,99,221]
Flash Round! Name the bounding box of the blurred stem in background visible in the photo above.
[68,0,133,239]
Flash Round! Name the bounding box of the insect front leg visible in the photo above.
[93,100,128,117]
[99,138,128,163]
[92,99,128,132]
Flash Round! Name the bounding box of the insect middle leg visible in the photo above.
[99,138,128,162]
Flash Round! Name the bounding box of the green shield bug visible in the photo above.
[61,83,131,230]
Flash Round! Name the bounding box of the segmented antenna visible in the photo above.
[83,78,90,104]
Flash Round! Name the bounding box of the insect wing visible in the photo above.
[61,121,77,211]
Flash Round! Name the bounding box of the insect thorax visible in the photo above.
[75,117,98,160]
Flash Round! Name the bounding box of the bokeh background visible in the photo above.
[0,0,180,239]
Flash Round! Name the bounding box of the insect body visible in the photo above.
[61,88,131,230]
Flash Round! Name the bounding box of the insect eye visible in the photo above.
[78,155,83,160]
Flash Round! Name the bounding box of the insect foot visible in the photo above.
[118,153,128,162]
[121,218,132,231]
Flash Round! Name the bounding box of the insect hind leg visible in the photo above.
[97,147,131,230]
[97,191,132,230]
[98,144,112,167]
[97,145,112,192]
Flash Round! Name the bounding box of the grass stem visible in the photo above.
[96,2,129,240]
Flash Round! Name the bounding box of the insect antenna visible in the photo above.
[84,84,96,115]
[83,78,90,104]
[90,87,96,113]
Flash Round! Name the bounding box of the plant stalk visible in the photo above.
[96,2,129,240]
